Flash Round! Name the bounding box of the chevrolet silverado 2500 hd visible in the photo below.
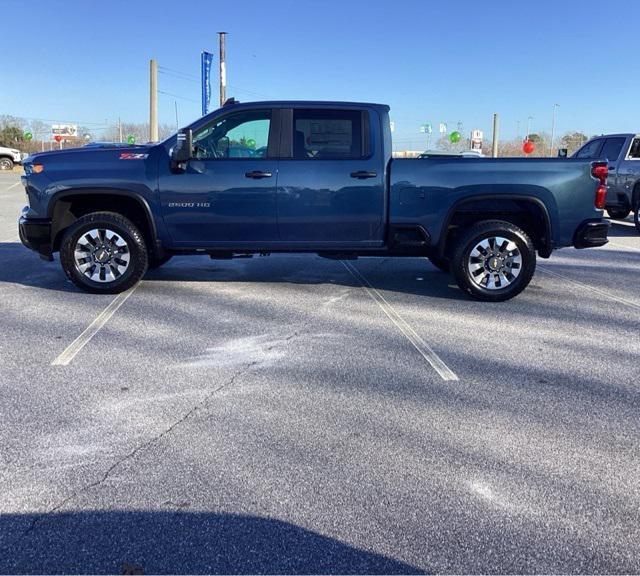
[19,101,609,301]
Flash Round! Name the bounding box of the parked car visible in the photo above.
[18,100,609,301]
[0,145,24,170]
[572,134,640,229]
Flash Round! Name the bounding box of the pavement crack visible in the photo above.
[17,361,258,540]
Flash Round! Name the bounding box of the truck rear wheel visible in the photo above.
[451,220,536,302]
[60,212,148,294]
[607,207,631,220]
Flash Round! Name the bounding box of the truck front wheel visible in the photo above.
[60,212,148,294]
[634,205,640,234]
[451,220,536,302]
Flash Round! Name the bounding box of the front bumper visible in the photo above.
[19,210,53,259]
[573,219,610,249]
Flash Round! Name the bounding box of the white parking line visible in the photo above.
[610,220,635,228]
[5,181,21,191]
[51,285,140,366]
[538,266,640,312]
[341,260,459,381]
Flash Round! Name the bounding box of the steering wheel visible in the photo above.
[193,138,221,159]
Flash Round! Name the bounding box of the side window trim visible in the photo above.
[625,137,640,160]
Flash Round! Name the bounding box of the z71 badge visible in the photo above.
[119,153,149,160]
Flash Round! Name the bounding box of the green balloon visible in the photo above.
[246,138,256,148]
[127,135,136,144]
[24,131,33,141]
[449,131,461,143]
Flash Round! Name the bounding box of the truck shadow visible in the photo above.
[0,242,468,301]
[0,510,424,574]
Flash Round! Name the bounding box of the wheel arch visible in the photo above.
[437,195,553,258]
[49,188,159,256]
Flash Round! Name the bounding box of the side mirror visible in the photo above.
[557,148,568,158]
[171,129,192,171]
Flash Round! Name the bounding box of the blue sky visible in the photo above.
[1,0,638,148]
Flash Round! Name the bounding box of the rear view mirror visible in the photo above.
[171,129,192,171]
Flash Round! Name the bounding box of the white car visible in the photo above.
[0,146,24,170]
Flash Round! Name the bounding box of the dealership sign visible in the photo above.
[52,124,78,138]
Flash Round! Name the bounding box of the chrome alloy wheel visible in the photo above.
[73,228,130,283]
[467,236,522,290]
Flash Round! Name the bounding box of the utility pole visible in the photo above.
[218,32,227,106]
[526,116,533,141]
[549,103,559,156]
[491,113,499,158]
[174,101,179,132]
[118,117,123,143]
[150,59,158,142]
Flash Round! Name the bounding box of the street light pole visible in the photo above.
[218,32,227,107]
[549,103,559,156]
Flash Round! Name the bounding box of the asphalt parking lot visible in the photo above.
[0,169,639,573]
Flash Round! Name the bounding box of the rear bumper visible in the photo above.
[573,219,610,249]
[19,211,53,259]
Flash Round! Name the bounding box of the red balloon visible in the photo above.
[54,135,62,142]
[522,140,535,154]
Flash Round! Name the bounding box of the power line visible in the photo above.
[158,90,199,104]
[159,69,199,84]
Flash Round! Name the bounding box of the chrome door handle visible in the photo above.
[350,170,377,179]
[245,171,272,179]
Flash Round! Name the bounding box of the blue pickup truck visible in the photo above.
[19,100,609,301]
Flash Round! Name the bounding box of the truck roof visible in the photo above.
[589,133,638,138]
[215,100,390,112]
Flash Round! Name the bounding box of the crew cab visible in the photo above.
[572,133,640,230]
[19,100,609,301]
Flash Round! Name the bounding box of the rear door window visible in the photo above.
[292,109,368,159]
[600,137,626,161]
[575,139,603,159]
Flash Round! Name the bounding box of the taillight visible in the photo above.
[592,164,608,181]
[591,161,608,210]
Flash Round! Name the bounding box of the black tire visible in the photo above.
[607,207,631,220]
[451,220,536,302]
[60,212,148,294]
[148,254,173,270]
[428,255,450,273]
[0,157,14,170]
[634,206,640,234]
